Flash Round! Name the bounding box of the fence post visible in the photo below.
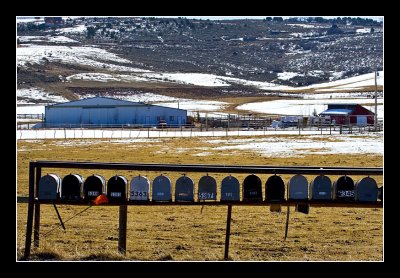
[224,205,232,260]
[33,167,41,248]
[298,119,301,135]
[118,205,127,255]
[24,162,35,259]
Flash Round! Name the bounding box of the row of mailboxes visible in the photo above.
[37,173,382,202]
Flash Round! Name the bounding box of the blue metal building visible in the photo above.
[45,96,187,127]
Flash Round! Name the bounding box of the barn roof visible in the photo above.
[48,96,146,107]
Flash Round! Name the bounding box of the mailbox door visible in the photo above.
[221,176,240,201]
[152,175,172,202]
[355,177,378,201]
[130,176,150,201]
[61,174,83,200]
[288,174,308,200]
[84,175,106,200]
[243,174,262,201]
[175,176,194,202]
[310,175,332,200]
[107,175,128,202]
[334,176,355,201]
[38,174,61,200]
[266,175,285,202]
[198,175,217,201]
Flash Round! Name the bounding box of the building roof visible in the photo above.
[319,109,352,115]
[326,103,359,106]
[46,96,187,112]
[48,96,145,107]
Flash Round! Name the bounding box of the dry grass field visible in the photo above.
[16,136,383,261]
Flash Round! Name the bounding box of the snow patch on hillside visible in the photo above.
[17,88,68,104]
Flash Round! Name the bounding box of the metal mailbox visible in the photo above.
[378,186,383,201]
[355,177,378,201]
[61,174,83,200]
[243,174,262,201]
[309,175,332,200]
[107,175,128,202]
[198,175,217,201]
[38,174,61,200]
[175,175,194,202]
[265,175,285,202]
[333,176,355,201]
[83,175,106,200]
[288,174,309,200]
[130,175,150,201]
[220,175,240,201]
[152,174,172,202]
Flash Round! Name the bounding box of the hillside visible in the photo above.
[17,16,383,104]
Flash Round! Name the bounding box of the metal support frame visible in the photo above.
[22,161,383,260]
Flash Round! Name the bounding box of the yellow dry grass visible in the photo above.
[16,136,383,261]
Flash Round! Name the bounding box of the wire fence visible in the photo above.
[16,124,382,140]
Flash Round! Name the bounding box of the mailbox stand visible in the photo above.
[22,161,383,260]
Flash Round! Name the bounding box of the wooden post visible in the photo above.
[118,205,128,255]
[224,205,232,260]
[24,162,35,259]
[34,167,41,247]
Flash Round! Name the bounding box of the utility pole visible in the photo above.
[374,70,378,131]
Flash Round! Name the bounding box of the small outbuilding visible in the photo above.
[319,104,375,126]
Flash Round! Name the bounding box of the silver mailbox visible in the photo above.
[355,177,378,201]
[288,174,309,200]
[198,175,217,201]
[309,175,332,200]
[130,175,150,201]
[38,174,61,200]
[220,175,240,201]
[175,175,194,202]
[152,175,172,202]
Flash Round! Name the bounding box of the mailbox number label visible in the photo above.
[198,192,214,199]
[249,191,258,196]
[88,191,99,197]
[225,192,233,197]
[338,190,354,197]
[131,191,147,197]
[110,192,121,197]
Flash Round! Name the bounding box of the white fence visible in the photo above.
[17,127,357,140]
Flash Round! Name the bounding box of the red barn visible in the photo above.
[319,104,375,126]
